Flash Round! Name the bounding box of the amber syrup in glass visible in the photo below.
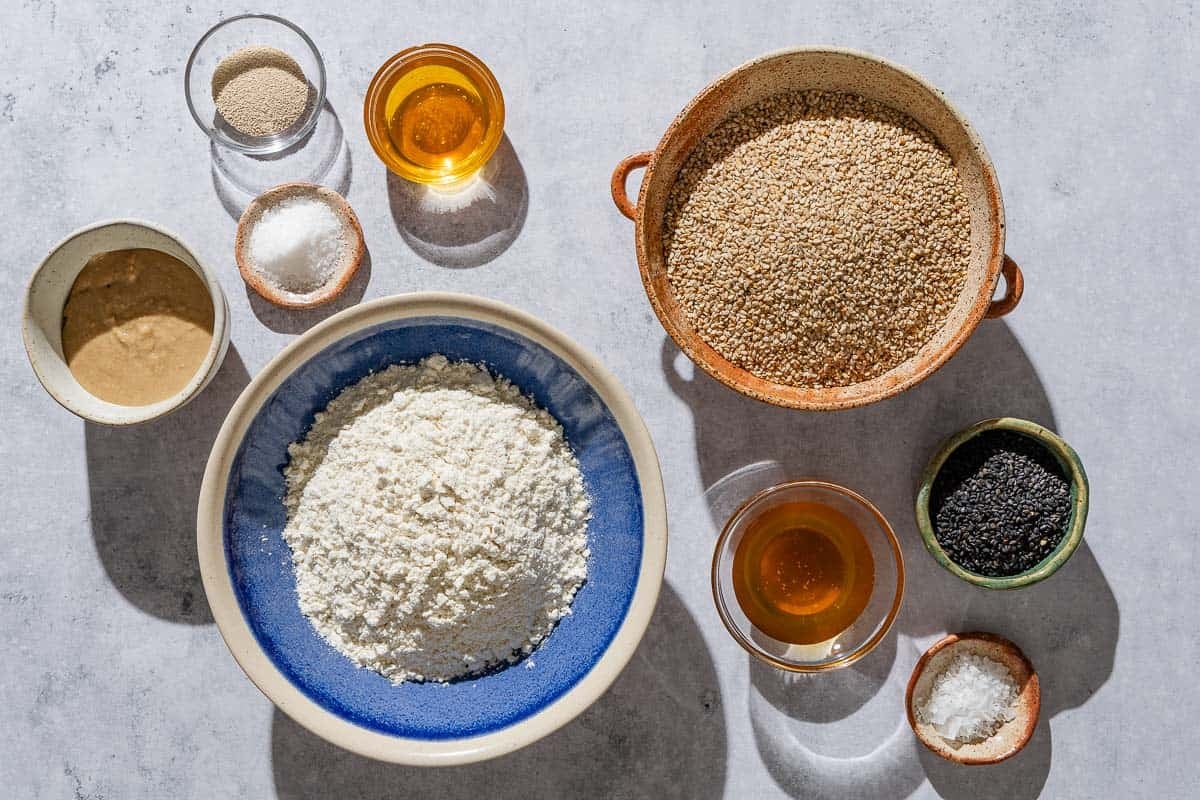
[732,501,875,644]
[365,45,503,184]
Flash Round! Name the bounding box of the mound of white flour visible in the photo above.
[282,354,590,682]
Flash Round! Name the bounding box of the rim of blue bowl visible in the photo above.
[196,292,668,765]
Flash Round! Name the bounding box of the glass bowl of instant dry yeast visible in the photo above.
[364,44,505,184]
[712,481,904,671]
[185,14,326,155]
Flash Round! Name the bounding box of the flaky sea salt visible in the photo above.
[248,196,346,294]
[917,652,1018,743]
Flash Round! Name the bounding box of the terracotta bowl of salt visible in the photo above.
[235,182,364,309]
[906,632,1040,765]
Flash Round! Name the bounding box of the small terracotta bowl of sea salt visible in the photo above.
[906,631,1040,765]
[235,182,364,308]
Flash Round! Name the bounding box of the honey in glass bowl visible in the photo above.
[732,499,875,646]
[364,44,504,184]
[712,481,902,672]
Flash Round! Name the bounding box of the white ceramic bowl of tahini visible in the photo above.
[22,219,231,426]
[197,292,668,765]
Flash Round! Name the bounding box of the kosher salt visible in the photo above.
[248,196,347,294]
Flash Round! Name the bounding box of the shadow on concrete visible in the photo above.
[84,344,250,624]
[749,625,898,725]
[270,583,726,799]
[211,101,352,219]
[670,319,1069,637]
[386,135,527,269]
[668,319,1117,797]
[748,635,928,798]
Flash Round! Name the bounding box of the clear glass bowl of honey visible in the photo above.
[712,481,904,672]
[364,44,505,185]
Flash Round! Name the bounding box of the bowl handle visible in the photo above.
[986,255,1024,318]
[611,152,653,220]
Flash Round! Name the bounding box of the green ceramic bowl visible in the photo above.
[915,417,1089,589]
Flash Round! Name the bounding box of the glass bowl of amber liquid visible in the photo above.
[364,44,505,185]
[712,481,904,672]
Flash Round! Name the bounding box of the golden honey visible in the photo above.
[732,500,874,644]
[364,44,504,184]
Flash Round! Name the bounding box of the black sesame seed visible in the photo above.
[930,430,1072,577]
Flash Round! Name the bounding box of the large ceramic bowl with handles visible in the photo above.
[197,293,667,765]
[611,47,1023,410]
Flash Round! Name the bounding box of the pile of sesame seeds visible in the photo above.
[663,90,972,389]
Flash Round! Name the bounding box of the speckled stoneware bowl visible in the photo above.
[197,293,667,765]
[916,418,1090,589]
[611,47,1024,410]
[906,632,1040,765]
[22,219,231,426]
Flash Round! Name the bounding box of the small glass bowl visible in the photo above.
[363,44,505,184]
[712,480,904,672]
[185,14,326,155]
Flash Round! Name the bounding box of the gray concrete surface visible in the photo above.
[1,1,1195,797]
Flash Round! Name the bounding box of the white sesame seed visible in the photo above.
[663,90,971,389]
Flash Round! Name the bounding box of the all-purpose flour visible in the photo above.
[282,355,591,682]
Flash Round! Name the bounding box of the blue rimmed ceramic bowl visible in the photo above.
[197,293,667,765]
